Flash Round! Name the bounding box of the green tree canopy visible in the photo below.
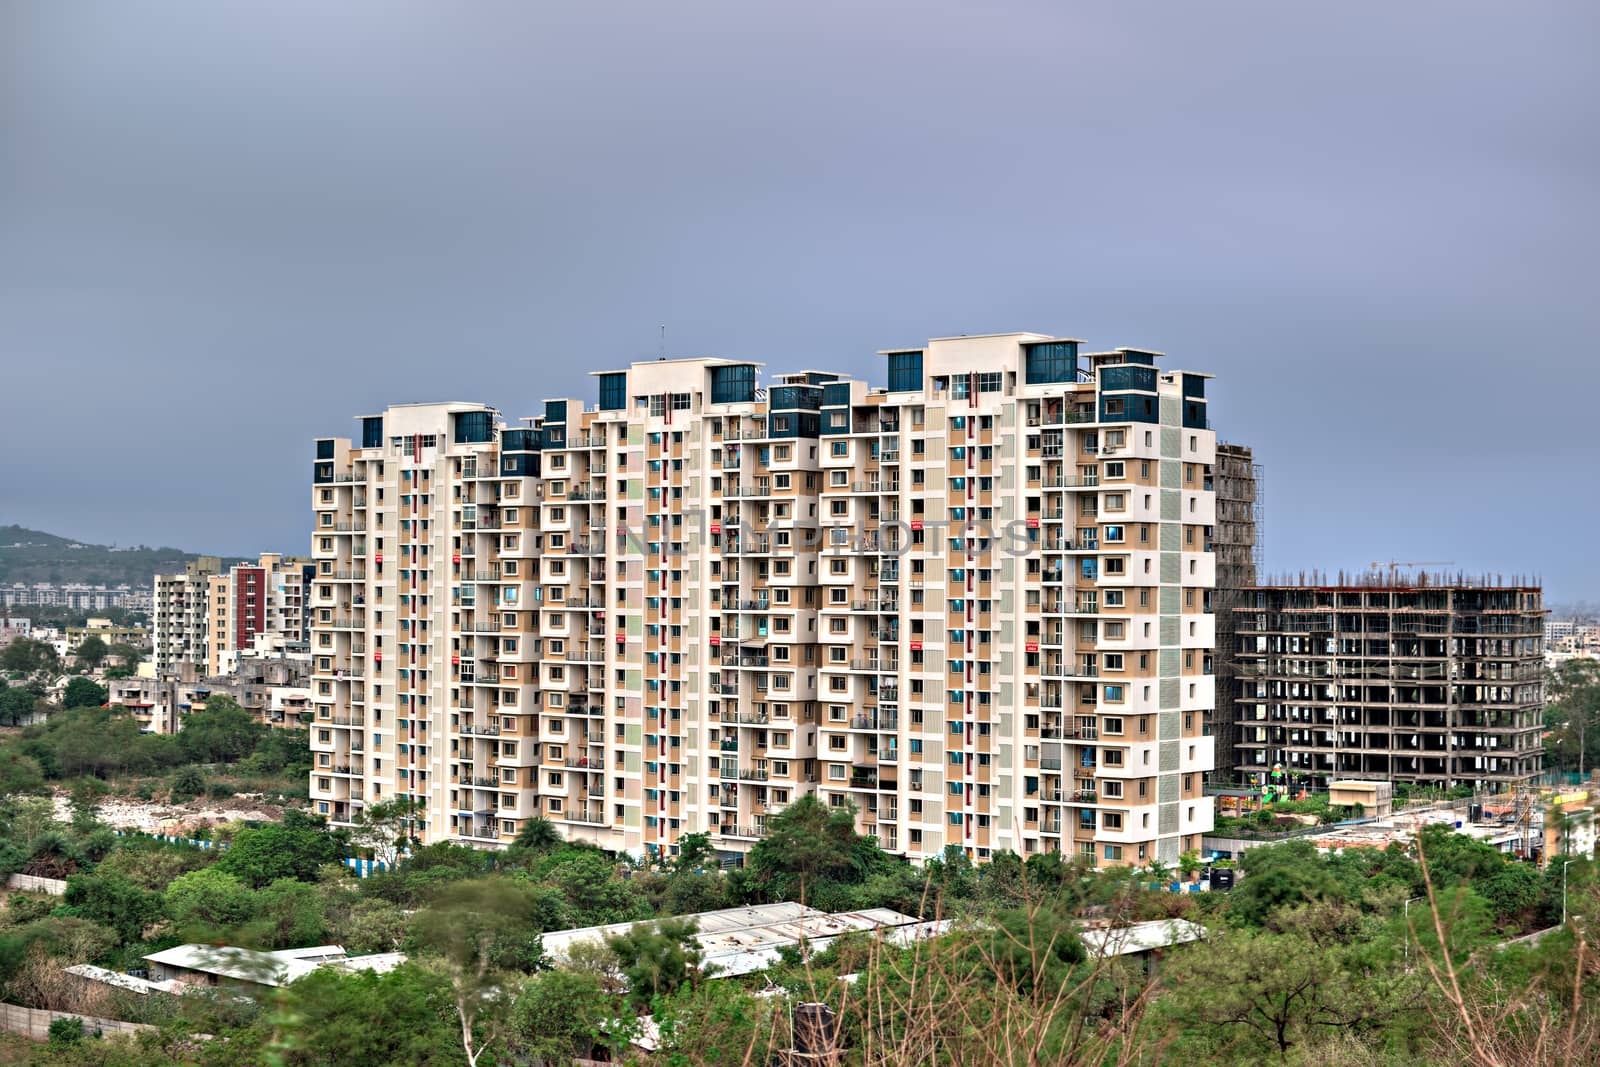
[178,695,264,764]
[744,793,859,903]
[216,810,345,888]
[608,917,702,1009]
[62,676,107,709]
[73,636,109,669]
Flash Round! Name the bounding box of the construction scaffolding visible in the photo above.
[1211,443,1261,782]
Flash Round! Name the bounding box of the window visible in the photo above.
[1104,461,1125,479]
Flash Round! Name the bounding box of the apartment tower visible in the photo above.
[309,333,1218,866]
[153,557,223,675]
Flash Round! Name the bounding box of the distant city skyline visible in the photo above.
[3,2,1596,599]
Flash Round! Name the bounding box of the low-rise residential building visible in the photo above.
[65,618,150,652]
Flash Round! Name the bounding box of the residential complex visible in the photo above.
[154,558,223,674]
[0,582,151,612]
[308,332,1219,867]
[1230,577,1544,791]
[153,553,312,677]
[110,633,312,733]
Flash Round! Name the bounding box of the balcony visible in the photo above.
[849,713,898,730]
[563,758,605,770]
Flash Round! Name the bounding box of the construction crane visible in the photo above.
[1370,560,1455,582]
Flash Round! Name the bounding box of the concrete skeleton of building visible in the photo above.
[1230,576,1545,792]
[309,332,1219,867]
[153,553,313,677]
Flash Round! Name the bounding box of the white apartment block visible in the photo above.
[308,333,1217,867]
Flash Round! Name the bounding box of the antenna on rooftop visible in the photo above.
[659,324,667,361]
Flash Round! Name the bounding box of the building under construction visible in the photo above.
[1210,444,1261,780]
[1231,573,1544,791]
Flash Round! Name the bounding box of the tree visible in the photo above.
[0,638,59,678]
[506,815,561,856]
[0,749,45,796]
[60,872,165,945]
[745,793,859,903]
[409,878,550,1067]
[333,898,410,955]
[165,868,257,934]
[170,766,206,800]
[259,963,462,1067]
[74,636,110,670]
[178,696,264,764]
[607,917,702,1009]
[506,968,614,1064]
[534,847,652,927]
[351,796,421,867]
[244,879,330,949]
[0,685,41,727]
[62,676,107,709]
[108,643,141,670]
[1156,919,1423,1063]
[216,810,345,888]
[1545,659,1600,774]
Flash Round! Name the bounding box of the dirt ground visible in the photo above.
[50,792,289,834]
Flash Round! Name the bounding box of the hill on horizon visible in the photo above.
[0,524,251,589]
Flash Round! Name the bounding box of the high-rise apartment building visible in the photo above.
[160,553,314,678]
[1232,578,1544,791]
[154,557,223,675]
[309,333,1218,866]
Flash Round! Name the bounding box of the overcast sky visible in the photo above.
[2,1,1595,598]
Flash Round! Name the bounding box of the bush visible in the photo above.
[170,767,205,800]
[47,1016,83,1046]
[206,781,234,799]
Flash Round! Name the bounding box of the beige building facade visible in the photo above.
[309,333,1218,867]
